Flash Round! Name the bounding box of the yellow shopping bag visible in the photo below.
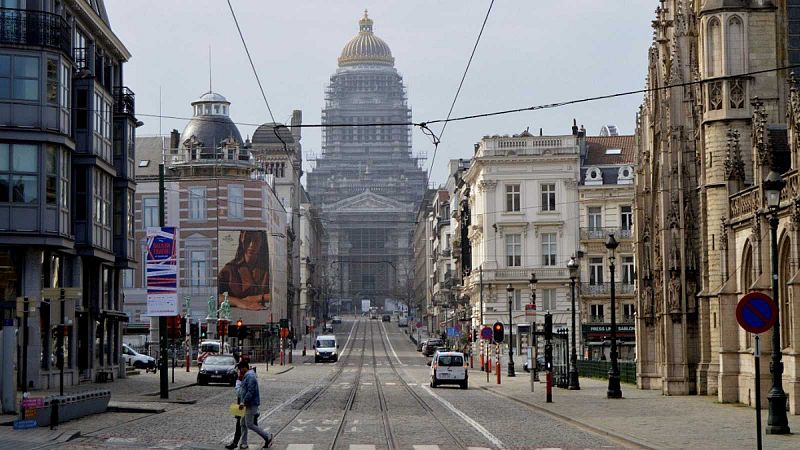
[229,403,245,417]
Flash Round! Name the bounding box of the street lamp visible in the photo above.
[528,272,538,384]
[605,234,622,399]
[506,283,516,377]
[567,256,581,390]
[764,170,790,434]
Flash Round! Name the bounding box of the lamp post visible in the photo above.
[764,170,790,434]
[506,283,516,377]
[528,273,538,384]
[605,234,622,398]
[567,256,581,390]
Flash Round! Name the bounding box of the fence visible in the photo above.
[576,359,637,384]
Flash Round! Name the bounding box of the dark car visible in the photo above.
[382,315,391,322]
[417,339,427,352]
[422,339,444,357]
[197,354,237,386]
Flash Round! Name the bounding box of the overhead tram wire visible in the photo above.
[227,0,276,124]
[427,0,495,183]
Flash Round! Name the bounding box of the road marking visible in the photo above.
[362,382,373,385]
[466,448,493,450]
[338,319,358,355]
[315,426,332,432]
[350,446,376,450]
[421,385,505,449]
[380,320,404,365]
[223,382,317,443]
[290,426,305,432]
[385,382,396,386]
[413,446,440,450]
[298,418,314,424]
[407,382,417,386]
[286,445,314,450]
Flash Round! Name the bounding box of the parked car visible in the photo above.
[428,351,468,389]
[398,317,409,327]
[323,323,334,333]
[523,355,546,372]
[417,339,427,352]
[422,339,444,357]
[197,354,238,386]
[314,335,339,363]
[382,314,391,322]
[122,344,156,371]
[331,316,342,324]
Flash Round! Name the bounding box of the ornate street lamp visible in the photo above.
[764,170,790,434]
[506,283,516,377]
[528,273,538,383]
[567,256,581,390]
[605,234,622,399]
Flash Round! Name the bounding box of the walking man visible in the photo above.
[237,360,272,448]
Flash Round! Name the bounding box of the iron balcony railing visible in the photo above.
[588,315,605,323]
[113,87,135,115]
[580,227,633,240]
[580,282,635,296]
[0,8,71,55]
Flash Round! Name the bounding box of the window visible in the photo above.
[541,183,556,211]
[541,233,557,266]
[59,62,70,133]
[122,269,134,289]
[94,91,113,161]
[622,256,635,285]
[707,18,722,77]
[505,184,520,212]
[189,187,206,220]
[590,304,605,322]
[143,197,158,228]
[45,145,56,204]
[589,257,604,285]
[790,0,800,65]
[59,148,69,233]
[228,184,243,219]
[541,288,556,311]
[623,303,635,320]
[93,170,112,249]
[726,16,744,75]
[505,233,521,267]
[0,55,39,101]
[190,250,207,287]
[620,206,633,232]
[0,143,39,204]
[46,59,57,104]
[587,206,602,229]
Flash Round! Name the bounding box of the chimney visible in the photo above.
[290,110,302,142]
[170,129,180,150]
[572,118,579,136]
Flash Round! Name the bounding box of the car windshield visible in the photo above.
[316,339,335,348]
[437,355,463,367]
[204,356,235,366]
[427,339,443,346]
[200,343,220,353]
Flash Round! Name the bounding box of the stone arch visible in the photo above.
[741,239,754,292]
[707,17,722,77]
[779,231,793,348]
[726,15,744,75]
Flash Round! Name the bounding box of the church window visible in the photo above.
[707,18,722,77]
[729,78,745,109]
[726,16,744,75]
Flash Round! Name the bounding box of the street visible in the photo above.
[38,318,620,450]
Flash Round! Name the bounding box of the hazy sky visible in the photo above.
[108,1,655,185]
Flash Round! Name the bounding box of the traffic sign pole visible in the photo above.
[755,335,762,450]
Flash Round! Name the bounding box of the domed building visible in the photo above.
[177,90,248,164]
[307,11,426,314]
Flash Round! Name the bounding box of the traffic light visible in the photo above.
[200,324,207,339]
[236,319,243,328]
[279,318,289,329]
[544,343,553,371]
[180,317,187,339]
[492,321,504,343]
[544,313,553,341]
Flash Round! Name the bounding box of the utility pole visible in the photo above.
[158,163,168,399]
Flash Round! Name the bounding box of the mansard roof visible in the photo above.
[583,135,636,166]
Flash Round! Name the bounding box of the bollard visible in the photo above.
[496,344,501,385]
[546,370,553,403]
[50,398,59,430]
[302,344,306,357]
[480,349,484,372]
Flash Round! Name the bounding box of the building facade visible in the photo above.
[306,11,426,314]
[578,134,636,360]
[0,0,135,389]
[412,189,435,321]
[636,0,800,413]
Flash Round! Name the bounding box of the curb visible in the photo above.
[479,386,655,450]
[274,366,294,375]
[143,382,198,397]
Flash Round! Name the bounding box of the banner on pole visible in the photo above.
[146,227,178,316]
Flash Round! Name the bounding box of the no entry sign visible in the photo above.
[481,326,493,340]
[736,292,778,334]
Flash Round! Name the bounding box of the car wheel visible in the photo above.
[314,357,319,363]
[460,380,468,390]
[197,377,206,386]
[430,376,437,388]
[133,361,144,369]
[333,355,338,362]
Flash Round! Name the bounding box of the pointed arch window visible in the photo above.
[726,16,744,75]
[707,18,722,77]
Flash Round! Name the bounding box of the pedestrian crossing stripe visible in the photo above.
[282,445,522,450]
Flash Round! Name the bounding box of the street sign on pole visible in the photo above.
[525,303,536,317]
[736,292,777,450]
[480,326,492,341]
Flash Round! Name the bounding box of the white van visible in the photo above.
[198,340,231,363]
[314,335,339,363]
[429,351,468,389]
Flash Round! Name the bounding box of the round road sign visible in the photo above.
[736,292,778,334]
[480,326,493,340]
[415,322,423,329]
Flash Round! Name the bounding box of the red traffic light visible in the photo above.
[236,319,243,328]
[492,321,505,343]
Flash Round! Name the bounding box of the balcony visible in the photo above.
[580,227,633,241]
[468,267,569,286]
[0,8,71,55]
[113,87,135,115]
[440,248,451,257]
[580,282,635,296]
[588,315,605,324]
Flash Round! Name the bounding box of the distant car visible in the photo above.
[197,340,231,364]
[197,354,237,386]
[422,339,444,357]
[398,317,409,327]
[429,351,468,389]
[370,314,378,320]
[382,315,391,322]
[314,335,339,363]
[417,339,427,352]
[323,323,334,333]
[122,344,156,371]
[331,316,342,324]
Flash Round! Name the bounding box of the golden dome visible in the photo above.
[338,10,394,66]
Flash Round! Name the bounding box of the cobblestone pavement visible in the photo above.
[2,318,628,450]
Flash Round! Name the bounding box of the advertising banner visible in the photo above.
[146,227,178,316]
[218,230,271,325]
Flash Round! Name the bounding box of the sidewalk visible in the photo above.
[475,369,800,449]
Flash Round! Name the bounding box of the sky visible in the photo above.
[108,0,655,186]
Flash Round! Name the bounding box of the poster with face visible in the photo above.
[218,230,271,322]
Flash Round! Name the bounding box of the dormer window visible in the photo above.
[585,167,603,185]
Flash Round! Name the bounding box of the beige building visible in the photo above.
[635,0,800,414]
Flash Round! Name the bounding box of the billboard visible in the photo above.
[218,230,271,324]
[146,227,178,316]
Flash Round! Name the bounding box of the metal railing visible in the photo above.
[113,87,135,115]
[588,315,605,323]
[580,227,633,240]
[580,282,635,296]
[576,359,637,384]
[0,8,71,55]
